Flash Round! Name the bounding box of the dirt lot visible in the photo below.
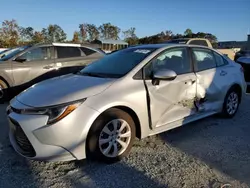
[0,95,250,188]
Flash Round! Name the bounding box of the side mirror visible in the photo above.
[152,69,177,85]
[14,56,26,62]
[153,69,177,83]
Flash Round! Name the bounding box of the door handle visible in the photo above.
[220,70,227,76]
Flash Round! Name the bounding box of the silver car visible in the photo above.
[7,44,246,163]
[0,43,104,101]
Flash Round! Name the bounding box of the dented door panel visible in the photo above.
[195,66,234,113]
[145,73,197,128]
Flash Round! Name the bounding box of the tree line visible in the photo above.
[0,19,218,48]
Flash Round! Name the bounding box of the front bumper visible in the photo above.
[7,99,100,161]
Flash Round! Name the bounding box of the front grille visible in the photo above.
[9,118,36,157]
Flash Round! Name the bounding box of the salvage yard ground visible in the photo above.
[1,95,250,188]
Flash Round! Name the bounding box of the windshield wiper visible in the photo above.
[77,71,122,78]
[77,72,109,78]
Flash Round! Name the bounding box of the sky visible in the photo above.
[0,0,249,42]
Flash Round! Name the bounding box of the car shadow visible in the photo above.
[155,54,250,186]
[66,159,167,188]
[23,155,167,188]
[159,105,250,185]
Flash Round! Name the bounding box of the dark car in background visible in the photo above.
[0,43,105,101]
[236,56,250,87]
[234,50,250,61]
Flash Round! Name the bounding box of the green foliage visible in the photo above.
[19,26,34,42]
[184,28,193,36]
[72,31,80,43]
[42,24,67,42]
[123,27,138,45]
[0,19,19,47]
[98,23,120,40]
[84,23,100,41]
[0,20,218,48]
[138,28,218,45]
[79,24,87,42]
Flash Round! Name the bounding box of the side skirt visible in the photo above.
[148,111,217,137]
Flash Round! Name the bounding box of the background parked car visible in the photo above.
[0,48,8,52]
[0,47,21,59]
[234,50,250,61]
[0,43,105,101]
[236,56,250,87]
[164,38,236,60]
[0,49,9,57]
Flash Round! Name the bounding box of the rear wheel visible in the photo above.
[221,88,240,118]
[0,79,8,99]
[86,108,136,163]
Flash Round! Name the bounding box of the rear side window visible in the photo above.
[213,51,228,67]
[192,48,216,71]
[189,40,209,47]
[57,47,81,58]
[80,47,97,56]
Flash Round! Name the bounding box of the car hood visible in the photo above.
[16,74,116,107]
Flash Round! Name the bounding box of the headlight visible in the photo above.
[46,102,82,124]
[19,99,85,124]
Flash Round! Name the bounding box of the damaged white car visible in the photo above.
[7,44,246,163]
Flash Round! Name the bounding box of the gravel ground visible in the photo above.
[1,95,250,188]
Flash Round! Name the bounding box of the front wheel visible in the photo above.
[86,108,136,163]
[221,88,240,118]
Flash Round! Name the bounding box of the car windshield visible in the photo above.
[0,46,30,61]
[79,47,156,78]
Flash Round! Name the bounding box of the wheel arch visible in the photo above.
[91,105,142,139]
[229,83,242,103]
[113,106,141,139]
[0,76,10,88]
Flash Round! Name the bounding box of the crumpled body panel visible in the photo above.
[146,73,197,127]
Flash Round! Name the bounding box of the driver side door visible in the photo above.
[144,47,197,129]
[12,46,55,87]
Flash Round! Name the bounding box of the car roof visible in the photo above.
[33,42,97,48]
[129,43,180,49]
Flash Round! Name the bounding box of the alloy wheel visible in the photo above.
[226,92,239,115]
[99,119,131,158]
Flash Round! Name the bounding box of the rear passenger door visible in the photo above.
[54,46,103,75]
[191,47,230,112]
[55,46,82,67]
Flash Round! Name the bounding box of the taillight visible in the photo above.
[240,66,244,73]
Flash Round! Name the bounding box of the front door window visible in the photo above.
[19,47,51,61]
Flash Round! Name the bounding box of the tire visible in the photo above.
[0,79,8,100]
[0,79,8,89]
[221,88,240,118]
[86,108,136,163]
